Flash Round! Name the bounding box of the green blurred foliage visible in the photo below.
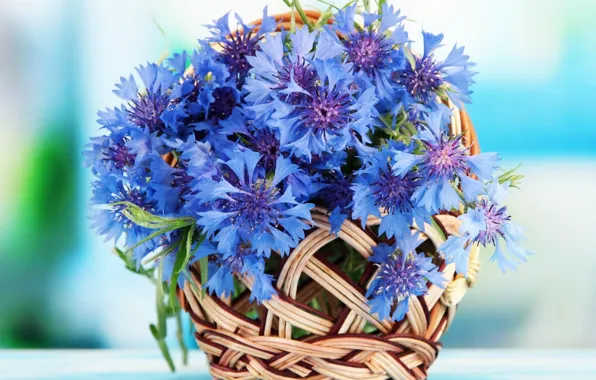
[0,128,78,348]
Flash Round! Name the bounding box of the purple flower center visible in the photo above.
[276,58,317,103]
[375,254,426,301]
[394,56,443,102]
[219,31,259,82]
[249,129,280,170]
[345,31,391,76]
[371,170,418,214]
[105,142,136,170]
[128,91,170,134]
[209,86,237,120]
[424,136,467,180]
[475,200,511,246]
[225,180,281,232]
[300,89,351,133]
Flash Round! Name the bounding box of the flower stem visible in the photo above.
[175,305,188,365]
[293,0,314,31]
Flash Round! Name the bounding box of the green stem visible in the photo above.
[293,0,314,31]
[175,306,188,365]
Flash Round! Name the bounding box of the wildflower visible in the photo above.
[205,8,276,85]
[206,244,276,303]
[367,231,445,321]
[352,144,431,239]
[90,176,157,263]
[392,110,500,213]
[393,31,475,109]
[440,181,531,275]
[195,149,314,256]
[333,3,408,101]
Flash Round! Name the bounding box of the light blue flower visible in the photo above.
[333,3,408,102]
[205,7,276,85]
[439,181,532,275]
[393,109,500,213]
[393,31,476,109]
[367,231,445,321]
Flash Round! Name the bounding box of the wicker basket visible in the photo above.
[177,11,481,380]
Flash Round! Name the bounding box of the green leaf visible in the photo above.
[114,247,155,280]
[113,201,195,229]
[124,224,184,256]
[149,323,160,340]
[498,164,524,188]
[141,238,182,266]
[175,303,188,366]
[156,262,168,335]
[199,255,209,298]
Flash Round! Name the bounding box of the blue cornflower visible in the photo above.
[148,137,215,216]
[83,136,138,177]
[393,31,476,109]
[195,149,314,256]
[112,63,185,140]
[245,27,344,105]
[205,8,276,85]
[219,109,314,200]
[166,49,240,145]
[90,175,157,263]
[206,244,276,303]
[440,181,531,275]
[367,231,445,321]
[352,144,431,239]
[333,3,408,101]
[245,27,377,159]
[393,110,500,213]
[274,60,378,159]
[316,173,354,234]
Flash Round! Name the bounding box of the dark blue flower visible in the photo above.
[90,175,158,263]
[83,136,137,177]
[167,49,240,143]
[393,110,500,213]
[367,231,445,321]
[393,31,476,109]
[352,145,431,239]
[205,244,276,303]
[148,136,216,216]
[195,149,314,256]
[440,181,531,275]
[205,8,276,85]
[333,3,408,102]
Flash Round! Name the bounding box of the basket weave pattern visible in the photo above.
[177,13,481,380]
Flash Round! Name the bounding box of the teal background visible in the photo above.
[0,0,594,352]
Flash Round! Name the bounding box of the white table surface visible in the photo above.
[1,350,595,379]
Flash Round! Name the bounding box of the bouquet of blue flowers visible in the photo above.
[85,1,530,377]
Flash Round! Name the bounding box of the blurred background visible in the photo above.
[0,0,594,353]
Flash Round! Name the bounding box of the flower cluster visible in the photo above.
[85,2,529,323]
